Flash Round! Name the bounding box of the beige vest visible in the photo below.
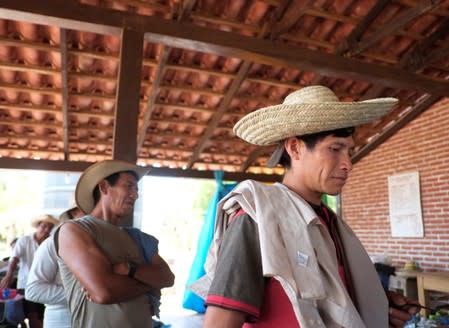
[192,180,388,328]
[57,216,152,328]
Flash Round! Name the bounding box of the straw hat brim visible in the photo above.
[233,98,398,146]
[75,160,150,214]
[31,215,59,228]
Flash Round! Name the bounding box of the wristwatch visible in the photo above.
[127,261,137,278]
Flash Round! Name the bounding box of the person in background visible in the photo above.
[26,206,84,328]
[0,214,58,328]
[56,160,174,328]
[194,86,420,328]
[0,238,18,275]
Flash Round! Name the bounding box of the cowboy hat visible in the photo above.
[233,85,397,146]
[59,206,84,223]
[31,214,59,228]
[75,160,150,214]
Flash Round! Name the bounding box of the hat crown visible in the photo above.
[283,85,339,105]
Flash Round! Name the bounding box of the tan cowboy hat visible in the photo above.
[31,214,59,228]
[233,85,397,146]
[75,160,150,214]
[59,206,84,223]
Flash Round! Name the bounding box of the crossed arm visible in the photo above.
[58,222,173,304]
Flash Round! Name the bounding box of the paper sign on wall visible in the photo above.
[388,171,424,237]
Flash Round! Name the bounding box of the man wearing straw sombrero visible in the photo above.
[54,160,174,328]
[194,86,419,328]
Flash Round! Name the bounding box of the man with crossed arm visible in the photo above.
[56,160,174,328]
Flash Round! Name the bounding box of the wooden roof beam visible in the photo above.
[186,61,252,168]
[137,46,170,153]
[399,20,449,70]
[0,158,281,182]
[348,0,444,57]
[270,0,314,38]
[60,28,69,160]
[2,0,449,95]
[113,29,144,163]
[334,0,389,55]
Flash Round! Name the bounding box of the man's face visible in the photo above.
[35,221,54,239]
[298,134,354,196]
[105,172,139,217]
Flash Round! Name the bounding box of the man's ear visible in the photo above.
[284,137,304,161]
[98,179,109,195]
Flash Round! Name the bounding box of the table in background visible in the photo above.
[416,271,449,317]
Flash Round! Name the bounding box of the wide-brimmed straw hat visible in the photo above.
[233,85,397,167]
[31,214,59,228]
[75,160,150,214]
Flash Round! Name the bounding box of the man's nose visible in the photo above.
[341,153,353,171]
[130,188,138,200]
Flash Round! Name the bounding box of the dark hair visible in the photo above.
[92,170,139,206]
[279,127,355,168]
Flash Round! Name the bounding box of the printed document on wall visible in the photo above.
[388,171,424,237]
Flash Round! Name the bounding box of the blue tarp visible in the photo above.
[182,171,237,313]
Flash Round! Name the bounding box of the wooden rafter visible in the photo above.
[334,0,389,56]
[113,29,144,162]
[352,95,441,163]
[186,61,252,168]
[136,46,170,153]
[0,157,281,182]
[60,28,69,160]
[400,19,449,70]
[348,0,443,57]
[1,0,448,95]
[137,1,196,154]
[240,147,270,172]
[270,0,314,38]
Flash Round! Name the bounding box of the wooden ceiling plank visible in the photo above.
[113,28,144,163]
[155,102,216,114]
[281,34,334,50]
[349,0,443,57]
[395,0,449,17]
[0,36,59,52]
[137,45,170,153]
[0,82,60,96]
[112,0,170,12]
[0,0,121,35]
[0,120,60,129]
[186,61,252,168]
[421,44,449,68]
[0,157,281,181]
[158,84,225,97]
[0,61,59,75]
[334,0,389,55]
[2,0,449,94]
[352,94,441,163]
[164,63,234,79]
[60,28,70,160]
[271,0,314,38]
[190,12,260,32]
[400,19,449,69]
[0,104,60,114]
[142,19,449,95]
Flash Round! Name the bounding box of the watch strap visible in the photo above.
[127,261,137,278]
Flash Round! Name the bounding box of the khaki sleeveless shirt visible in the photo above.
[57,216,152,328]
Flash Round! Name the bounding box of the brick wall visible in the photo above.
[342,98,449,271]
